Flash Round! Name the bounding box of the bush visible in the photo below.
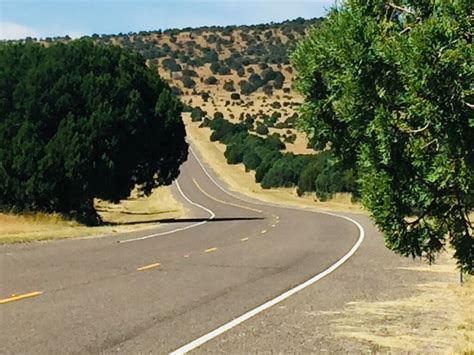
[201,92,210,102]
[261,155,309,189]
[181,75,196,88]
[218,65,231,75]
[266,134,285,150]
[243,150,262,171]
[162,58,182,72]
[205,76,218,85]
[256,124,269,135]
[230,93,241,100]
[223,81,236,92]
[191,107,206,122]
[182,69,198,77]
[273,72,285,89]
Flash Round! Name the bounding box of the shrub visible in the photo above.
[201,92,210,102]
[218,65,231,75]
[205,76,218,85]
[223,81,236,92]
[181,75,196,88]
[256,124,269,135]
[230,93,241,100]
[191,107,206,122]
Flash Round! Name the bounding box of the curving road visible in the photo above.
[0,144,363,354]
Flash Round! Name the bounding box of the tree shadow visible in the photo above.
[105,216,265,226]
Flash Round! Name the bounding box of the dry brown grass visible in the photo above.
[323,254,474,353]
[0,185,185,244]
[185,116,363,214]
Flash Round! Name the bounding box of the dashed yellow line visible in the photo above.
[205,247,218,253]
[0,291,43,304]
[240,237,249,242]
[137,262,161,271]
[192,179,263,213]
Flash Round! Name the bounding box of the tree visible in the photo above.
[256,124,269,135]
[0,41,188,225]
[293,0,473,273]
[230,93,241,101]
[181,75,196,89]
[191,107,206,121]
[205,76,218,85]
[223,81,236,92]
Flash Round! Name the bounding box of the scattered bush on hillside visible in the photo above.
[230,93,241,100]
[223,81,236,92]
[204,76,218,85]
[191,106,206,121]
[181,75,196,88]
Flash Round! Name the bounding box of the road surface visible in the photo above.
[0,145,363,354]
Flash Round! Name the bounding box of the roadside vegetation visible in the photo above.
[293,0,473,274]
[198,113,356,200]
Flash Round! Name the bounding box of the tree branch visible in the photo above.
[406,122,430,134]
[399,27,411,35]
[389,2,416,15]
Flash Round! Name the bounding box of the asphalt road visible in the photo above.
[0,145,363,354]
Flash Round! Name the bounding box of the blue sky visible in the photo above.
[0,0,334,40]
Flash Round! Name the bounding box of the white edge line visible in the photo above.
[118,180,215,244]
[168,146,365,354]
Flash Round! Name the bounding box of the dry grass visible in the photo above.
[323,254,474,353]
[0,185,185,244]
[185,116,363,214]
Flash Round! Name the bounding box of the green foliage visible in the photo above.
[204,76,218,85]
[223,81,236,92]
[230,93,241,101]
[261,154,308,189]
[161,58,181,72]
[0,41,187,224]
[181,75,196,88]
[256,124,269,135]
[191,106,206,121]
[273,72,285,89]
[293,0,473,272]
[201,114,354,197]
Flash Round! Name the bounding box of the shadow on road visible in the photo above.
[106,216,265,226]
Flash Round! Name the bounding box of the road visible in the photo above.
[0,145,363,354]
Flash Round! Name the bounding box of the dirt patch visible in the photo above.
[324,254,474,353]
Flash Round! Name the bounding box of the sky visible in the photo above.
[0,0,334,40]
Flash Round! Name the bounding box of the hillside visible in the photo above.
[85,17,324,154]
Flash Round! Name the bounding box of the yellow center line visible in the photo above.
[137,262,161,271]
[0,291,43,304]
[205,247,218,253]
[240,237,249,242]
[192,178,263,213]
